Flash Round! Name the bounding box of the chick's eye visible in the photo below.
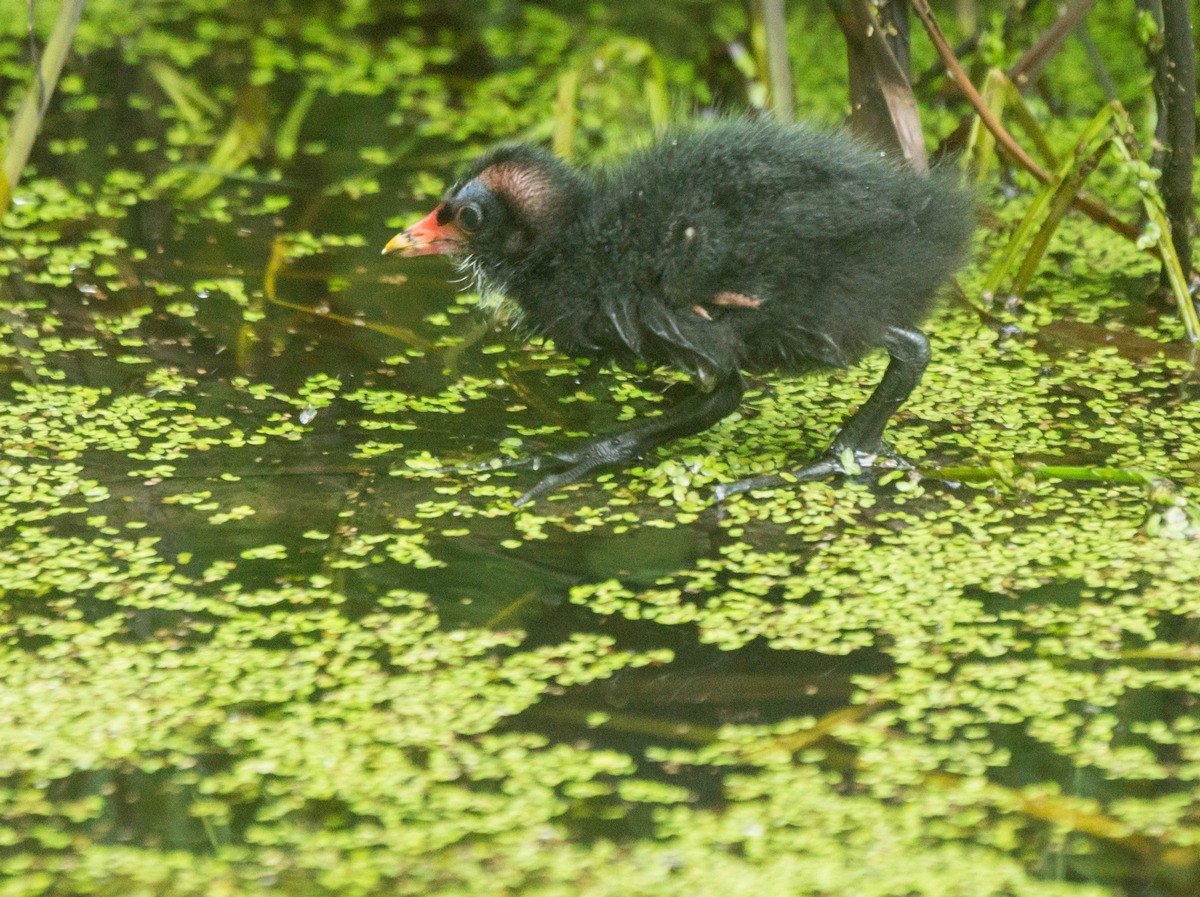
[456,204,483,232]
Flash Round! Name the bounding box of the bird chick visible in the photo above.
[385,119,974,505]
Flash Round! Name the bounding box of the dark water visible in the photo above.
[2,2,1199,895]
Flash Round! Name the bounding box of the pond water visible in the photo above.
[2,2,1199,895]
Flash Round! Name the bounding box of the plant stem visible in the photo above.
[756,0,795,122]
[909,0,1141,245]
[930,463,1175,495]
[829,0,927,169]
[1,0,87,214]
[1156,0,1196,281]
[1007,0,1098,91]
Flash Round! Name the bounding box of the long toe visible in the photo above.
[713,443,915,502]
[713,455,844,502]
[513,460,606,507]
[459,451,579,476]
[828,440,914,475]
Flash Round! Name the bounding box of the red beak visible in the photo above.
[382,203,464,257]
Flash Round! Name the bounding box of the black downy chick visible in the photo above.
[384,119,974,505]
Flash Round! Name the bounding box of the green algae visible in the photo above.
[2,1,1200,895]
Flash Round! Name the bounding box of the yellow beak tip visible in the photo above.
[382,232,412,256]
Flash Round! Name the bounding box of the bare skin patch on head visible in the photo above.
[478,163,561,229]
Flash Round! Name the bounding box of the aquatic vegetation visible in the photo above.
[1,1,1199,895]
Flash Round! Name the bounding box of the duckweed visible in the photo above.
[1,0,1198,894]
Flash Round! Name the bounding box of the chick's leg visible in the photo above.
[503,373,745,506]
[715,326,930,500]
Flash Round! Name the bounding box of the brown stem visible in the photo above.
[1007,0,1098,91]
[830,0,927,169]
[909,0,1143,245]
[928,0,1088,111]
[1157,0,1196,280]
[876,0,912,72]
[859,0,927,171]
[829,0,897,155]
